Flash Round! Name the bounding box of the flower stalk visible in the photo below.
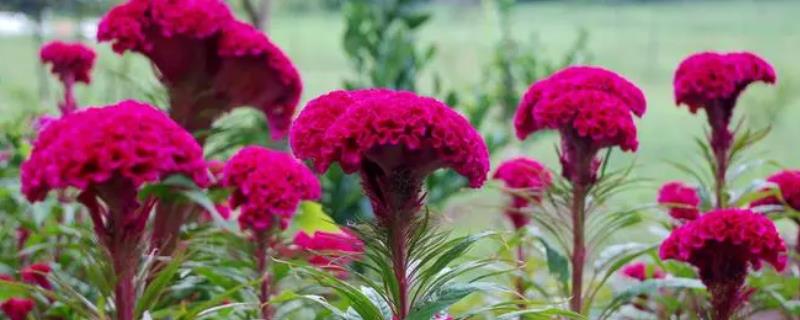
[255,230,275,319]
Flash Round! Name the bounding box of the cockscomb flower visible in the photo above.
[291,89,489,220]
[514,66,645,185]
[621,262,666,282]
[493,157,552,229]
[40,41,96,84]
[222,146,320,232]
[294,229,364,273]
[97,0,302,138]
[657,181,701,221]
[0,274,13,282]
[40,41,96,114]
[21,100,209,202]
[21,264,51,290]
[20,100,208,320]
[1,298,34,320]
[659,208,786,320]
[751,170,800,211]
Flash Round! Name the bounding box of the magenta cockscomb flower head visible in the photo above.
[514,66,645,186]
[659,208,786,320]
[20,100,208,320]
[97,0,302,138]
[294,229,364,276]
[674,52,776,189]
[21,263,51,290]
[40,41,96,84]
[751,170,800,211]
[40,41,96,114]
[291,89,489,221]
[657,181,701,221]
[223,146,320,232]
[1,298,34,320]
[621,262,666,282]
[493,157,552,229]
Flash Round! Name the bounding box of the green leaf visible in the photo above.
[407,282,498,320]
[536,237,569,289]
[598,278,704,319]
[292,201,342,234]
[135,250,188,318]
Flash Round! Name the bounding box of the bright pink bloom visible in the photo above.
[493,157,552,229]
[21,263,51,290]
[294,230,364,269]
[40,41,96,84]
[659,208,786,319]
[291,89,489,220]
[0,274,13,282]
[21,100,209,202]
[97,0,301,138]
[514,66,645,185]
[657,181,701,221]
[674,52,776,176]
[223,146,320,232]
[1,298,34,320]
[752,170,800,211]
[621,262,666,282]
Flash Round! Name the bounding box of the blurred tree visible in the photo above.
[1,0,54,100]
[240,0,271,30]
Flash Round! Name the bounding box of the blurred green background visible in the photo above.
[1,0,798,232]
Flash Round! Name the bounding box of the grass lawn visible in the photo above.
[1,0,798,233]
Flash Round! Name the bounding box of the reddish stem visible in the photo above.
[389,218,411,319]
[515,245,527,309]
[706,102,734,209]
[569,183,588,313]
[60,75,76,115]
[256,231,274,319]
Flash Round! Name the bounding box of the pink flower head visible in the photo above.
[21,100,209,202]
[674,52,776,114]
[657,181,701,221]
[40,41,96,84]
[21,263,51,290]
[659,209,786,318]
[97,0,302,138]
[621,262,666,282]
[751,170,800,211]
[1,298,34,320]
[493,157,552,229]
[514,66,645,185]
[222,146,320,232]
[0,274,13,282]
[294,229,364,270]
[515,66,646,152]
[291,89,489,219]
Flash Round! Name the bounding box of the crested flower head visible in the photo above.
[674,51,776,113]
[660,208,786,284]
[657,181,701,221]
[514,66,646,152]
[1,298,34,320]
[21,100,209,202]
[40,41,96,84]
[290,89,489,220]
[293,229,364,272]
[751,170,800,211]
[222,146,320,232]
[514,66,645,185]
[98,0,301,138]
[21,263,52,290]
[621,262,666,282]
[493,157,552,229]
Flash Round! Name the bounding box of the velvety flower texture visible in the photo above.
[751,170,800,211]
[659,208,786,319]
[657,181,701,221]
[222,146,321,232]
[621,262,666,282]
[21,100,209,202]
[21,264,52,290]
[1,298,34,320]
[514,66,645,185]
[674,52,776,114]
[40,41,96,84]
[293,230,364,269]
[493,157,552,229]
[97,0,302,138]
[291,89,489,219]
